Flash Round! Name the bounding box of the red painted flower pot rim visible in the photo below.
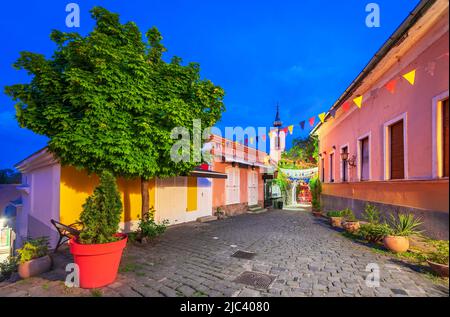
[70,233,127,256]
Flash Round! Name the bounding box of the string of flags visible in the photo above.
[246,52,448,145]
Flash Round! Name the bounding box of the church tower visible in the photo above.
[269,104,286,163]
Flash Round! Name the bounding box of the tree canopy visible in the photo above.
[281,134,319,168]
[5,7,225,183]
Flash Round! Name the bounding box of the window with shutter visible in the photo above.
[390,120,405,180]
[443,99,449,177]
[321,158,325,182]
[329,153,334,182]
[360,137,370,181]
[341,146,348,182]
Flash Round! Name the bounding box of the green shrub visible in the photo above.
[309,176,322,211]
[0,256,18,281]
[326,210,343,218]
[362,204,381,224]
[79,171,123,244]
[358,223,391,243]
[427,240,449,265]
[138,207,168,239]
[342,208,357,222]
[388,213,423,237]
[16,237,49,264]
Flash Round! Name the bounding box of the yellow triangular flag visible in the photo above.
[249,137,254,144]
[353,95,363,108]
[288,125,294,135]
[318,112,326,123]
[403,69,416,85]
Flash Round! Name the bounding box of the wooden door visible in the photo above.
[390,120,405,179]
[443,99,449,177]
[361,138,370,181]
[156,177,187,225]
[248,171,258,205]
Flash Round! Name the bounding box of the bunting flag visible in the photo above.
[342,101,351,112]
[330,108,337,118]
[261,134,266,142]
[385,79,397,94]
[353,95,363,108]
[299,121,306,130]
[402,69,416,85]
[288,125,294,135]
[318,112,326,123]
[309,116,315,127]
[249,137,254,144]
[244,138,248,146]
[282,127,289,134]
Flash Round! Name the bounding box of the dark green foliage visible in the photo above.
[137,207,168,239]
[5,6,225,182]
[358,223,391,243]
[0,256,18,281]
[79,171,123,244]
[362,204,381,224]
[326,210,343,218]
[309,176,322,210]
[16,237,49,263]
[342,208,356,222]
[283,135,319,164]
[388,213,423,237]
[427,240,449,265]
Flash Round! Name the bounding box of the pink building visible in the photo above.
[312,0,449,239]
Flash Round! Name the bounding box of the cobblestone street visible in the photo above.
[0,209,448,297]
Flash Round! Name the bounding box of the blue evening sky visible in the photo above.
[0,0,420,169]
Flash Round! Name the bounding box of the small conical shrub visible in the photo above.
[78,171,123,244]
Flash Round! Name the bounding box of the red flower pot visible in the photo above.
[69,233,127,289]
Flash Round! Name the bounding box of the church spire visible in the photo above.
[273,103,282,127]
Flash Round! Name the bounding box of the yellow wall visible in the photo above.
[187,176,198,212]
[59,166,155,225]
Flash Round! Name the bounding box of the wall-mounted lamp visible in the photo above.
[340,150,356,168]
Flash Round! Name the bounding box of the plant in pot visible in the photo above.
[309,176,322,217]
[383,213,422,253]
[341,209,360,233]
[0,256,18,282]
[16,237,51,279]
[326,210,344,228]
[69,171,127,289]
[426,240,449,278]
[358,223,391,244]
[215,207,226,220]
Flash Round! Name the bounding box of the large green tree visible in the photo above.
[282,134,319,165]
[5,7,225,216]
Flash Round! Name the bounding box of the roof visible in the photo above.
[310,0,439,135]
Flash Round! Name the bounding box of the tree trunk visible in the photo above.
[141,177,150,217]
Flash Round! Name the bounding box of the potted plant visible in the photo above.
[326,210,344,228]
[358,223,391,243]
[309,176,322,217]
[69,171,128,289]
[16,237,51,279]
[215,207,226,220]
[426,240,449,277]
[341,209,360,233]
[383,213,422,253]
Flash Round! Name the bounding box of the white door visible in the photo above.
[248,171,258,205]
[156,177,187,225]
[197,178,212,217]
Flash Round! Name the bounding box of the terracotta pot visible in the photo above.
[69,233,127,289]
[343,221,360,233]
[427,261,449,278]
[383,235,409,253]
[330,217,343,228]
[18,255,52,279]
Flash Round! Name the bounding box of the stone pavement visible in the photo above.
[0,209,448,297]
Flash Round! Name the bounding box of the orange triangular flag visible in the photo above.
[318,112,326,123]
[342,101,351,112]
[403,69,416,85]
[385,79,397,94]
[309,117,315,126]
[353,96,363,108]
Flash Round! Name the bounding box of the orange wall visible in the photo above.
[59,166,155,225]
[323,180,449,212]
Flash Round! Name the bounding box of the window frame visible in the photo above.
[340,143,349,182]
[357,132,371,181]
[432,90,449,179]
[383,113,408,180]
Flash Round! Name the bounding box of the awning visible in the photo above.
[190,169,227,179]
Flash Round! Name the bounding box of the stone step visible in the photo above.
[196,215,218,223]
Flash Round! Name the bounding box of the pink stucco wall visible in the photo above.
[317,27,449,183]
